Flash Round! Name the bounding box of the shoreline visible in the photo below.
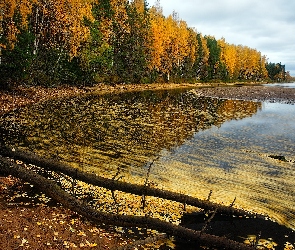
[1,82,295,117]
[192,84,295,104]
[0,83,202,116]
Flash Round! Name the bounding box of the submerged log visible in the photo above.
[0,145,263,218]
[0,155,254,250]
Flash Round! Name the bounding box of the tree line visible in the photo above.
[0,0,292,89]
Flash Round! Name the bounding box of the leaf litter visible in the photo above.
[0,159,198,249]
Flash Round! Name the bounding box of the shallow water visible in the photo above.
[1,87,295,233]
[151,101,295,229]
[263,82,295,88]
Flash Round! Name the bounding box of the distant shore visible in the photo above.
[192,84,295,104]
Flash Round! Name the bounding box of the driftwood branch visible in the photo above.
[0,145,264,219]
[207,190,213,201]
[141,158,157,210]
[201,208,218,234]
[0,155,254,250]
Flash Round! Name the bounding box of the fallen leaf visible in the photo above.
[77,231,86,236]
[19,238,28,247]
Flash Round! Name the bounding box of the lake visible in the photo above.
[1,84,295,244]
[263,82,295,88]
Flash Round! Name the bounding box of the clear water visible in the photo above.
[151,101,295,229]
[263,82,295,88]
[1,87,295,231]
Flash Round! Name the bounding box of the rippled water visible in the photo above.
[152,101,295,229]
[1,87,295,231]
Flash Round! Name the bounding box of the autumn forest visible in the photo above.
[0,0,292,88]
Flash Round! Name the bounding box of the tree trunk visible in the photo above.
[0,145,264,219]
[0,155,254,250]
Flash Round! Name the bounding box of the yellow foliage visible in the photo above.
[1,0,36,48]
[187,28,198,65]
[1,0,94,55]
[132,0,145,14]
[219,38,237,79]
[219,38,268,80]
[35,0,94,56]
[110,0,130,34]
[1,0,270,81]
[149,7,166,71]
[148,8,194,75]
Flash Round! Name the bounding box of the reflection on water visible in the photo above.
[152,101,295,229]
[0,89,260,180]
[1,88,295,230]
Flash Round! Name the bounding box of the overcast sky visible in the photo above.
[146,0,295,76]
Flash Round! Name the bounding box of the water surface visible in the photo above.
[152,101,295,229]
[1,88,295,231]
[263,82,295,88]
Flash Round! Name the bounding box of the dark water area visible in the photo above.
[1,86,295,249]
[178,212,295,250]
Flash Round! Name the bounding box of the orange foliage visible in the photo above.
[110,0,130,34]
[132,0,145,14]
[1,0,37,49]
[1,0,94,55]
[219,38,268,81]
[33,0,94,56]
[148,6,166,71]
[219,38,237,79]
[148,8,193,75]
[1,0,273,83]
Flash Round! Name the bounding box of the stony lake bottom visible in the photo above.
[1,83,295,249]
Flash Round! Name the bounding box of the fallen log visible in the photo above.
[0,155,254,250]
[0,145,263,219]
